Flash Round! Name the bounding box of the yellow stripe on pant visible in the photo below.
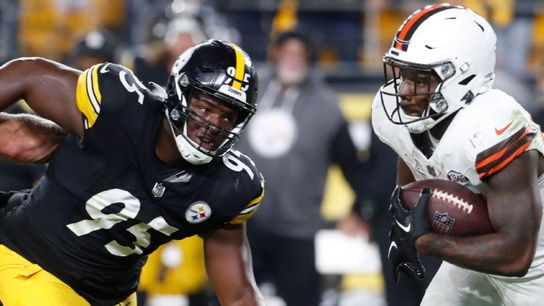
[0,245,136,306]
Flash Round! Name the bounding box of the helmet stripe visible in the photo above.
[231,43,246,90]
[394,3,457,51]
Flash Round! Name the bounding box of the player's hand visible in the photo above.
[388,223,426,282]
[389,185,432,243]
[387,185,432,282]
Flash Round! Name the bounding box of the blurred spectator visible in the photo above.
[138,237,209,306]
[236,30,366,306]
[132,16,207,86]
[342,130,441,306]
[18,0,125,60]
[69,29,118,70]
[0,0,19,62]
[530,67,544,128]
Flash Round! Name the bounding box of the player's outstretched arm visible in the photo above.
[415,150,543,277]
[0,57,84,138]
[0,112,66,163]
[200,223,265,306]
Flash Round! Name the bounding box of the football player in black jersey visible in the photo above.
[0,40,265,306]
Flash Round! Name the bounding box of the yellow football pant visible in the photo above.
[0,245,136,306]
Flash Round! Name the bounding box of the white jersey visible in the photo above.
[372,88,544,282]
[373,88,544,188]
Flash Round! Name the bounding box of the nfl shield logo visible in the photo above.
[447,170,469,185]
[152,182,166,198]
[432,212,455,234]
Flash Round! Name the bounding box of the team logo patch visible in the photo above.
[447,170,469,185]
[152,182,166,198]
[185,201,212,224]
[432,211,455,234]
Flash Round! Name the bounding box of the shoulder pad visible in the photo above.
[221,150,265,225]
[75,63,150,129]
[469,90,540,180]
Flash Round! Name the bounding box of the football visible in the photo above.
[400,179,494,237]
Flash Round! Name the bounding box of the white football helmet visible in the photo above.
[379,3,497,134]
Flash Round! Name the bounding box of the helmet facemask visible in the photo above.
[380,59,456,134]
[166,73,253,165]
[164,39,258,165]
[379,4,497,134]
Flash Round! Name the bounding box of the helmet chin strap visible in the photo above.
[164,109,213,165]
[175,134,213,165]
[401,103,458,134]
[402,112,438,134]
[400,103,442,134]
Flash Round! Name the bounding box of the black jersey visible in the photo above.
[0,63,264,306]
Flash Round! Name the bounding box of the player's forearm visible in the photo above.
[0,59,28,112]
[416,232,534,276]
[211,272,265,306]
[0,112,66,163]
[0,57,83,136]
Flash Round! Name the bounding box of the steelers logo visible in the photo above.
[248,109,297,158]
[185,201,212,224]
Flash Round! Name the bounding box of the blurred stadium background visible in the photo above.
[5,0,542,210]
[2,0,544,305]
[6,0,544,89]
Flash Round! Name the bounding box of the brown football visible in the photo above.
[400,179,494,236]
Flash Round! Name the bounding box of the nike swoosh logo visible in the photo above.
[388,241,398,258]
[494,121,512,135]
[396,219,412,233]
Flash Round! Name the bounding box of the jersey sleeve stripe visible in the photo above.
[91,64,102,102]
[476,127,536,180]
[228,189,264,225]
[231,44,246,90]
[76,64,103,129]
[76,70,96,128]
[476,127,531,168]
[239,202,260,215]
[86,65,102,113]
[478,141,531,180]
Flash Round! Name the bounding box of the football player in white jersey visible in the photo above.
[372,3,544,306]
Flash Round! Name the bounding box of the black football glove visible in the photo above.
[388,223,426,282]
[387,185,432,282]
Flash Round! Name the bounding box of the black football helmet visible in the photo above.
[165,39,258,165]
